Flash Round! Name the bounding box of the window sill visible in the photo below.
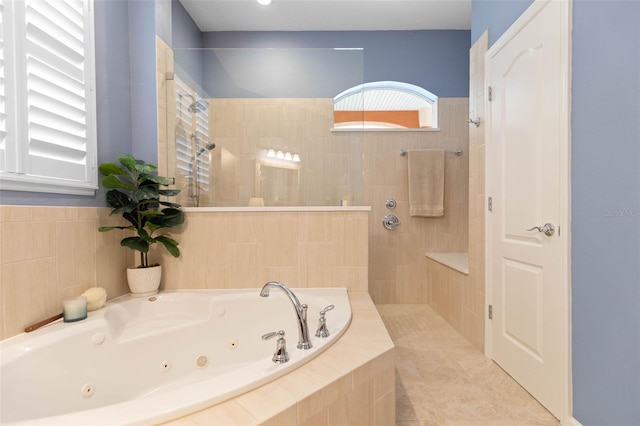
[331,127,440,133]
[0,175,98,196]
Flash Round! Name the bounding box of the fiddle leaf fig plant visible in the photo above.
[98,154,185,268]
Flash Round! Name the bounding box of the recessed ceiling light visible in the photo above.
[256,0,272,5]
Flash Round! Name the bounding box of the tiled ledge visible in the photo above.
[425,252,469,275]
[183,206,371,213]
[163,292,396,425]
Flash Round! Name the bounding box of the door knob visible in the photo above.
[527,223,555,236]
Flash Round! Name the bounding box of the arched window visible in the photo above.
[333,81,438,130]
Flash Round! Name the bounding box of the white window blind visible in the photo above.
[175,78,209,192]
[0,0,97,196]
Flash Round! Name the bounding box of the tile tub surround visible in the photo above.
[151,209,369,292]
[0,206,368,339]
[162,292,395,426]
[0,206,132,340]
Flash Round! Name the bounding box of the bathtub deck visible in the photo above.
[162,292,395,426]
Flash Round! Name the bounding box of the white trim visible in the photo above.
[183,206,371,213]
[484,0,572,423]
[331,127,440,133]
[0,173,98,196]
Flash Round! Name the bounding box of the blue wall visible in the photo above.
[0,0,135,206]
[1,0,162,207]
[200,48,364,99]
[571,1,640,424]
[172,0,205,96]
[471,0,533,46]
[201,31,470,98]
[128,0,158,165]
[472,0,640,424]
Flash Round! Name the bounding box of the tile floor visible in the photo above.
[376,304,560,426]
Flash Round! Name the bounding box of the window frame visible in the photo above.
[0,0,98,196]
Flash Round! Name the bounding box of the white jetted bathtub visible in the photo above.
[0,287,352,425]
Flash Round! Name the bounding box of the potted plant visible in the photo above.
[98,154,184,296]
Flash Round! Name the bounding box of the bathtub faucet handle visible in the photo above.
[262,330,290,364]
[315,305,335,338]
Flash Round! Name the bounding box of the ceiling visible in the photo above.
[179,0,472,32]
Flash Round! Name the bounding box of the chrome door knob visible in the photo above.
[527,223,555,236]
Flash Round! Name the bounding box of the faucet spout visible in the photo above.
[260,281,313,350]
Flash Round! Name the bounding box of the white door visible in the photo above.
[486,0,570,420]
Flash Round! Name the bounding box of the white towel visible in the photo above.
[408,149,444,217]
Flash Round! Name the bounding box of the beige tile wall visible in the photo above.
[151,210,369,292]
[422,32,488,351]
[365,98,470,303]
[0,207,368,340]
[175,97,469,304]
[0,206,131,340]
[465,32,488,351]
[157,40,470,306]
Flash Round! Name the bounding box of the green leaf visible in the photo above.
[135,162,157,174]
[149,208,185,228]
[158,189,180,197]
[159,200,181,208]
[99,163,128,177]
[131,186,159,202]
[123,211,139,228]
[121,236,149,253]
[98,225,133,232]
[105,190,131,208]
[118,154,136,172]
[156,235,180,258]
[102,175,135,190]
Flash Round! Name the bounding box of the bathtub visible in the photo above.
[0,287,351,426]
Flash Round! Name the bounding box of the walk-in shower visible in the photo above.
[178,91,213,207]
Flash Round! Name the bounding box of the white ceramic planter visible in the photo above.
[126,265,162,297]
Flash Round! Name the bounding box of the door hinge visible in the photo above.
[488,196,493,212]
[488,305,493,320]
[488,86,493,101]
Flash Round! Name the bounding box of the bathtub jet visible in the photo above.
[260,281,313,350]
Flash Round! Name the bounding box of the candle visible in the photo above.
[63,296,87,323]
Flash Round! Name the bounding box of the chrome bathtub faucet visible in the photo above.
[259,281,313,350]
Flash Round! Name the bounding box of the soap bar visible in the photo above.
[63,296,87,322]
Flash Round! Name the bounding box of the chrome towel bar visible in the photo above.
[400,148,463,157]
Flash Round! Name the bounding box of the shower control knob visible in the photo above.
[385,199,397,209]
[383,214,400,231]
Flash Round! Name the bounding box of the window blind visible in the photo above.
[0,0,97,195]
[175,78,209,192]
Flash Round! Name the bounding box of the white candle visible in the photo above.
[63,296,87,322]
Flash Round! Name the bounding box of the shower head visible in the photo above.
[189,98,209,113]
[196,141,216,156]
[178,91,209,113]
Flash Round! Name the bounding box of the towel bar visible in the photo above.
[400,148,463,157]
